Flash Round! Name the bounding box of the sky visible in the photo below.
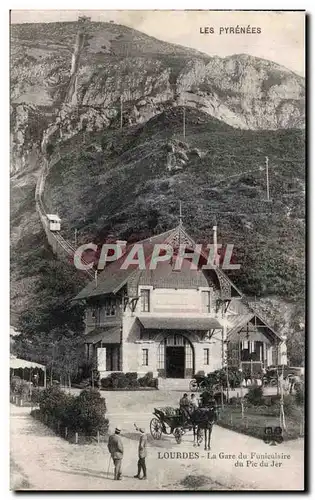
[11,10,305,76]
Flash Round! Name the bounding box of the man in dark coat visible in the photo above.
[179,393,191,420]
[134,425,147,480]
[108,427,124,480]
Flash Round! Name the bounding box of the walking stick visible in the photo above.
[107,454,111,478]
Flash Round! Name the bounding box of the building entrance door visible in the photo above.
[157,333,194,378]
[166,346,185,378]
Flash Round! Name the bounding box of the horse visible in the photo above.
[191,406,217,450]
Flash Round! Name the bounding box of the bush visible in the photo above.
[10,376,22,393]
[111,372,128,389]
[283,394,298,417]
[246,386,264,406]
[37,387,108,436]
[101,377,113,389]
[205,368,242,389]
[38,386,73,424]
[30,388,41,405]
[68,388,108,435]
[262,395,280,407]
[125,372,139,388]
[295,384,304,406]
[228,397,238,406]
[16,381,31,398]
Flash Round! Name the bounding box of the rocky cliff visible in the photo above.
[11,22,304,172]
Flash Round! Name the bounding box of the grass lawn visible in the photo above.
[217,404,304,441]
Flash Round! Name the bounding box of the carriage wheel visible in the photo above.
[173,427,183,444]
[150,418,163,440]
[189,379,198,392]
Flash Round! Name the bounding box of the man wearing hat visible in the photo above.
[134,424,147,480]
[108,426,124,480]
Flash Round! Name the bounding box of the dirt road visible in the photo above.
[10,394,304,491]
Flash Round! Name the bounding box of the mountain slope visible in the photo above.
[11,21,304,133]
[43,107,305,299]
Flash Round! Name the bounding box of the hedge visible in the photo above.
[34,386,109,438]
[100,372,158,390]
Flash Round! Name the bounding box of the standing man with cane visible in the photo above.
[108,426,124,480]
[134,424,147,480]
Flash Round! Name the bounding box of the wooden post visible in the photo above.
[75,432,78,444]
[220,385,224,409]
[279,364,286,431]
[65,427,68,439]
[97,430,100,444]
[44,367,47,389]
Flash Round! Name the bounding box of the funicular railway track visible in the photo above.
[35,156,94,279]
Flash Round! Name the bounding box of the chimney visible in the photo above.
[213,225,218,266]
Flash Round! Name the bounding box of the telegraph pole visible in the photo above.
[265,156,270,201]
[183,105,186,138]
[120,96,123,130]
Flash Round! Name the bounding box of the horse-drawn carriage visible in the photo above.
[150,399,218,449]
[150,407,191,444]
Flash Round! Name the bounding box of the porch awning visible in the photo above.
[138,317,222,331]
[83,326,121,345]
[10,355,46,370]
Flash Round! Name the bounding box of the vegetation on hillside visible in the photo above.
[44,107,305,301]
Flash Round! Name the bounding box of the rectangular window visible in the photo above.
[142,348,149,366]
[204,348,210,365]
[201,291,211,313]
[104,298,117,316]
[140,289,150,312]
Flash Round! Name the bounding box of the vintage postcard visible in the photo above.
[10,10,305,491]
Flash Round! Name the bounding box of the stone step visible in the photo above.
[157,378,191,391]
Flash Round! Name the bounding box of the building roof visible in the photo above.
[227,312,282,344]
[74,225,241,300]
[138,316,222,331]
[83,325,121,344]
[46,214,61,222]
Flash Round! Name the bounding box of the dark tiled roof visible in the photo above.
[74,225,241,300]
[138,316,222,331]
[83,325,121,344]
[75,228,177,300]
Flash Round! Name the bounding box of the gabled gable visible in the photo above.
[74,224,243,300]
[227,312,282,344]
